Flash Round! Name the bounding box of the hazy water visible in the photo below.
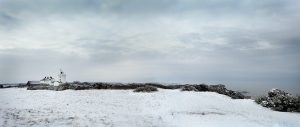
[228,84,300,97]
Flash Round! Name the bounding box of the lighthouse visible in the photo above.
[27,69,67,86]
[58,69,66,83]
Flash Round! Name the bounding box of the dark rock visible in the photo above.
[17,83,27,88]
[255,88,300,112]
[181,85,198,92]
[133,86,158,92]
[268,89,289,97]
[208,84,226,94]
[0,85,3,88]
[27,84,52,90]
[55,83,70,91]
[228,91,245,99]
[70,84,91,90]
[25,82,246,100]
[207,84,245,99]
[145,83,169,89]
[92,82,144,90]
[92,83,102,89]
[255,96,267,104]
[93,82,113,89]
[82,82,91,86]
[111,83,142,89]
[193,84,209,91]
[166,85,184,89]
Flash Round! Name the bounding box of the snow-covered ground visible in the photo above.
[0,88,299,127]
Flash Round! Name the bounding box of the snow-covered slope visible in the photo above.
[0,88,299,127]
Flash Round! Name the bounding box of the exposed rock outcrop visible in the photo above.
[27,83,70,91]
[56,83,70,91]
[181,85,199,92]
[26,82,246,99]
[193,84,209,91]
[255,89,300,112]
[208,84,245,99]
[27,84,54,90]
[133,86,158,92]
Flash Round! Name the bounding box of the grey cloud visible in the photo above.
[0,0,102,15]
[0,0,300,95]
[1,0,299,18]
[70,37,170,64]
[0,12,20,29]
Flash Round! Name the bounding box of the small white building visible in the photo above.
[27,70,67,86]
[40,76,55,85]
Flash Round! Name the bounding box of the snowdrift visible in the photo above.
[1,88,300,127]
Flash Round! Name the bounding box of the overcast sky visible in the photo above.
[0,0,300,93]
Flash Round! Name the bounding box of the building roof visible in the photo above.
[41,76,54,81]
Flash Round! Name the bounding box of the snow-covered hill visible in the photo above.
[0,88,299,127]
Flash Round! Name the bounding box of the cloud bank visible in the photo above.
[1,0,300,94]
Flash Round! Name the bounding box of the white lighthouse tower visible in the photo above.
[58,69,66,84]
